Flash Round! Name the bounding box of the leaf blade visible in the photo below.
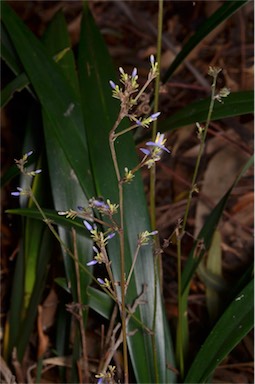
[184,279,254,383]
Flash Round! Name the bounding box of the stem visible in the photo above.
[114,122,139,139]
[109,113,129,383]
[72,228,89,383]
[29,190,117,302]
[181,72,219,235]
[125,244,141,291]
[133,77,156,105]
[176,69,221,378]
[151,250,159,384]
[149,1,164,382]
[176,233,184,378]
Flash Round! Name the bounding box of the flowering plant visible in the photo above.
[2,2,253,384]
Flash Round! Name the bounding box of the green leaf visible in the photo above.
[162,1,249,82]
[6,207,89,235]
[1,2,94,200]
[77,5,175,383]
[1,73,30,107]
[178,155,254,373]
[203,229,223,321]
[159,91,254,133]
[41,11,94,315]
[1,22,35,101]
[55,277,114,320]
[182,155,254,293]
[184,279,254,383]
[4,106,53,362]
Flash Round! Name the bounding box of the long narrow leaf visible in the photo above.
[184,279,254,383]
[162,1,249,82]
[1,2,94,200]
[78,4,175,382]
[42,11,93,309]
[179,155,254,377]
[6,207,88,235]
[182,155,254,293]
[159,91,253,134]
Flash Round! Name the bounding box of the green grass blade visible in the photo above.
[77,5,175,382]
[184,279,254,383]
[4,108,52,361]
[6,207,89,235]
[182,155,254,293]
[15,230,53,361]
[204,229,223,322]
[162,0,249,82]
[1,73,30,107]
[159,91,254,133]
[1,22,24,74]
[41,11,93,309]
[54,278,114,320]
[178,155,254,376]
[1,2,94,200]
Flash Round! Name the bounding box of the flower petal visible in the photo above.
[109,80,116,89]
[87,260,98,266]
[140,148,150,156]
[83,220,93,231]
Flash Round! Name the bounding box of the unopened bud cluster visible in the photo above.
[109,55,159,123]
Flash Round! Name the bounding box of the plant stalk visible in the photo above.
[176,69,221,378]
[150,1,164,382]
[109,112,129,383]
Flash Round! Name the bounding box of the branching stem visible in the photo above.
[176,69,221,379]
[109,111,129,383]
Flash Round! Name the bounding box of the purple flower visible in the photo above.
[140,148,150,156]
[26,150,33,157]
[93,199,109,210]
[149,112,161,121]
[87,259,98,266]
[106,232,116,240]
[83,220,93,231]
[11,187,23,197]
[97,278,105,285]
[146,132,170,153]
[132,67,137,78]
[109,80,116,89]
[150,54,155,65]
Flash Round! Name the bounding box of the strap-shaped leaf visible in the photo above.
[6,207,88,235]
[178,155,254,376]
[77,4,175,383]
[184,279,254,383]
[159,91,254,133]
[182,155,254,293]
[1,2,94,200]
[162,0,249,82]
[41,11,93,308]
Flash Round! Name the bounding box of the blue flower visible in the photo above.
[109,80,116,89]
[149,112,161,121]
[146,132,170,153]
[11,187,23,197]
[83,220,93,231]
[87,259,98,266]
[140,132,170,168]
[132,67,137,78]
[93,199,109,210]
